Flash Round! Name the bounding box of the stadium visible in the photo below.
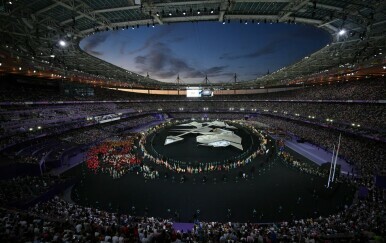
[0,0,385,242]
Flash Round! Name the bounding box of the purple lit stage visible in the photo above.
[273,135,354,175]
[173,222,194,232]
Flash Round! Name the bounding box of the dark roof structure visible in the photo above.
[0,0,385,87]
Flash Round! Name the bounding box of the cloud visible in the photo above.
[157,71,179,79]
[183,70,203,79]
[134,56,146,64]
[134,42,230,80]
[220,40,281,60]
[134,42,191,78]
[205,66,228,75]
[82,33,108,56]
[119,41,130,55]
[128,26,174,55]
[168,36,186,43]
[250,71,266,77]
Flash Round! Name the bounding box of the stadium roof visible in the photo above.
[0,0,385,88]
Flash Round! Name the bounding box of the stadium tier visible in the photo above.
[0,0,385,242]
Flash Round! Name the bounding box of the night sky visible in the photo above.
[80,21,331,84]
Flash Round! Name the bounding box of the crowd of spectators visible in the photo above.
[12,138,64,165]
[240,78,385,101]
[0,185,383,242]
[0,120,89,152]
[0,130,384,241]
[1,138,74,168]
[0,176,64,206]
[2,89,383,134]
[251,116,386,180]
[0,103,120,134]
[100,116,157,134]
[0,114,156,152]
[258,103,385,132]
[59,116,157,145]
[0,116,157,172]
[60,128,113,145]
[0,77,385,241]
[169,113,245,121]
[124,102,385,136]
[278,78,385,101]
[0,77,385,102]
[17,154,41,164]
[2,100,383,155]
[1,77,384,155]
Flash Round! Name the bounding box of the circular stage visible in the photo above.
[146,121,261,164]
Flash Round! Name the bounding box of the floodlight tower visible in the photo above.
[175,74,183,95]
[233,73,239,94]
[204,75,209,86]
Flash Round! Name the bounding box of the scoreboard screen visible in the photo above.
[201,89,213,97]
[186,87,214,97]
[186,87,202,97]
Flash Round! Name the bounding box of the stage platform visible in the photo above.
[272,135,355,175]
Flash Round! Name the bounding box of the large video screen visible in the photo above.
[186,87,202,97]
[186,87,214,97]
[201,89,213,97]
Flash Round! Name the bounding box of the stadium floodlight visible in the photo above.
[338,29,346,36]
[59,40,66,47]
